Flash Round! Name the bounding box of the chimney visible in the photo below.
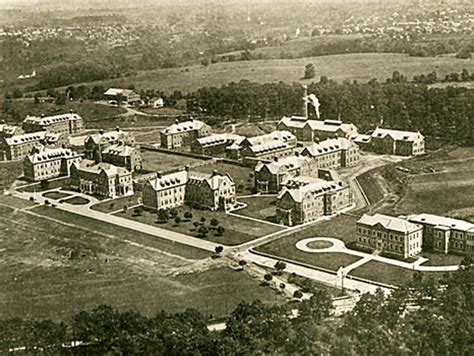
[156,172,161,178]
[69,109,73,114]
[184,165,190,172]
[295,151,300,157]
[175,119,179,125]
[190,116,194,122]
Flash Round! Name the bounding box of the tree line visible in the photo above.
[186,75,474,146]
[0,265,472,355]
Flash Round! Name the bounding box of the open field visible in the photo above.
[349,261,450,287]
[0,194,37,209]
[0,161,23,191]
[86,114,176,130]
[30,205,211,259]
[235,196,278,223]
[0,100,126,124]
[421,252,464,267]
[90,194,141,213]
[191,162,254,194]
[0,205,284,320]
[116,206,283,246]
[34,53,474,94]
[141,149,207,173]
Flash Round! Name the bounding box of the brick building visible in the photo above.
[160,119,212,149]
[370,127,425,156]
[186,171,236,211]
[408,213,474,255]
[254,155,317,193]
[276,176,352,226]
[278,116,358,142]
[142,170,188,211]
[191,133,244,156]
[357,214,423,258]
[0,131,46,161]
[22,112,84,135]
[70,159,133,198]
[85,129,135,161]
[300,137,360,169]
[0,124,23,138]
[23,146,81,182]
[101,143,142,172]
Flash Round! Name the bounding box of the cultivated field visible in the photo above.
[48,53,474,94]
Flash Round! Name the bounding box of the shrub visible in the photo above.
[293,290,303,299]
[264,273,273,282]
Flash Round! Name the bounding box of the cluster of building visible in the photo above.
[142,169,236,212]
[357,213,474,258]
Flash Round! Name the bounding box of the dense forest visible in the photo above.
[186,76,474,146]
[1,265,472,355]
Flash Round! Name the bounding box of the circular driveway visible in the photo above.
[295,237,346,253]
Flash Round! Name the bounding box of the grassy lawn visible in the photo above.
[0,205,284,320]
[90,194,141,213]
[86,114,176,130]
[192,163,254,194]
[356,171,385,205]
[50,53,474,94]
[0,161,23,190]
[0,195,37,209]
[349,261,450,287]
[116,206,283,246]
[30,205,211,259]
[307,240,333,249]
[141,149,207,173]
[235,196,278,222]
[421,252,463,267]
[61,196,90,205]
[42,191,72,200]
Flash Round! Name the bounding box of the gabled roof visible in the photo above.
[188,171,234,190]
[196,133,244,148]
[5,131,46,146]
[104,88,134,97]
[162,120,207,135]
[255,155,311,174]
[86,130,130,145]
[301,137,356,157]
[26,147,80,164]
[23,113,82,126]
[408,213,474,232]
[0,124,21,136]
[277,177,344,203]
[279,117,357,134]
[358,214,421,233]
[102,144,136,157]
[371,127,423,142]
[75,159,130,177]
[147,170,188,191]
[243,130,295,147]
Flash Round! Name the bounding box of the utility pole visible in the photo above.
[303,85,308,119]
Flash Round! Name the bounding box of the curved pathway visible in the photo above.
[295,237,459,273]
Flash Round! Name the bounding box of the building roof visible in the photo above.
[244,131,295,147]
[26,147,80,164]
[351,134,372,144]
[278,177,344,203]
[188,171,234,190]
[371,127,424,142]
[408,213,474,232]
[357,213,421,233]
[301,137,356,157]
[255,155,311,174]
[86,130,130,145]
[5,131,46,146]
[279,117,357,134]
[0,124,21,136]
[23,113,82,126]
[102,144,136,157]
[162,119,207,135]
[147,170,188,191]
[75,159,130,177]
[104,88,134,97]
[196,133,244,148]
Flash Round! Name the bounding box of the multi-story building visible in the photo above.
[186,171,236,211]
[278,117,358,142]
[22,112,84,135]
[370,127,425,156]
[0,131,46,161]
[357,214,423,258]
[191,133,244,156]
[85,129,135,161]
[300,137,360,169]
[70,159,133,198]
[101,143,142,172]
[160,119,212,149]
[276,176,352,226]
[23,146,81,182]
[408,213,474,255]
[229,131,297,162]
[142,170,188,211]
[254,155,317,193]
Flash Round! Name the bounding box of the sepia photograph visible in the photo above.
[0,0,472,353]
